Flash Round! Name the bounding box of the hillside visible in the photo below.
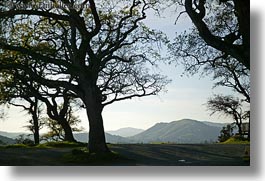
[0,135,16,145]
[202,121,226,128]
[0,131,25,139]
[74,132,132,144]
[129,119,222,143]
[106,127,144,137]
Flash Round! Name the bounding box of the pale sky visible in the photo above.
[0,3,238,133]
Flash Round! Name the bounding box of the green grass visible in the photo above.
[5,144,31,148]
[35,141,87,148]
[221,137,250,144]
[4,141,87,149]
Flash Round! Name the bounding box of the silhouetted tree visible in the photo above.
[207,95,248,137]
[0,0,168,153]
[42,104,84,142]
[218,124,234,142]
[0,72,44,145]
[15,134,35,145]
[22,82,79,142]
[0,105,5,119]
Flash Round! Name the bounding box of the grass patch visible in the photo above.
[35,141,87,148]
[221,137,250,144]
[5,144,31,148]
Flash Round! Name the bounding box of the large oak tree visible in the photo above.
[0,0,168,153]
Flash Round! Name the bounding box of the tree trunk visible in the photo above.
[32,113,40,145]
[59,118,77,142]
[236,122,243,137]
[247,117,250,140]
[83,86,109,153]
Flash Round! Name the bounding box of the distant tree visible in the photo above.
[0,72,44,145]
[0,0,169,153]
[206,95,248,137]
[41,91,79,143]
[218,124,234,142]
[0,139,4,145]
[15,134,35,145]
[21,81,80,142]
[0,107,4,119]
[41,104,84,142]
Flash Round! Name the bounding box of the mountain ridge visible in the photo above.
[0,119,223,144]
[106,127,144,137]
[0,135,16,145]
[129,119,222,143]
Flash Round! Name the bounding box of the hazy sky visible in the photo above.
[0,4,237,133]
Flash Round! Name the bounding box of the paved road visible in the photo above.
[110,144,250,166]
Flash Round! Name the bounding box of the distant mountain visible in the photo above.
[0,131,26,139]
[129,119,222,143]
[74,132,132,144]
[0,135,16,145]
[202,121,226,128]
[106,127,144,137]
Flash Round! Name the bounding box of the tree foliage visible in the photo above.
[218,124,234,142]
[169,0,250,132]
[169,0,250,100]
[171,0,249,69]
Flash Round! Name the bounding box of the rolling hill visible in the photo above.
[129,119,222,143]
[106,127,144,137]
[0,131,26,139]
[74,132,132,143]
[0,135,16,145]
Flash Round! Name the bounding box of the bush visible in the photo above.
[221,136,250,144]
[15,135,35,146]
[5,144,31,148]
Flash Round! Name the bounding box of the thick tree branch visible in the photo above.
[184,0,249,69]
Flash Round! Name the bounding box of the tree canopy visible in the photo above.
[169,0,250,136]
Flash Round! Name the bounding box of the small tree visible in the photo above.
[207,95,248,137]
[0,107,5,119]
[15,134,35,146]
[0,72,44,145]
[42,104,84,142]
[218,125,232,142]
